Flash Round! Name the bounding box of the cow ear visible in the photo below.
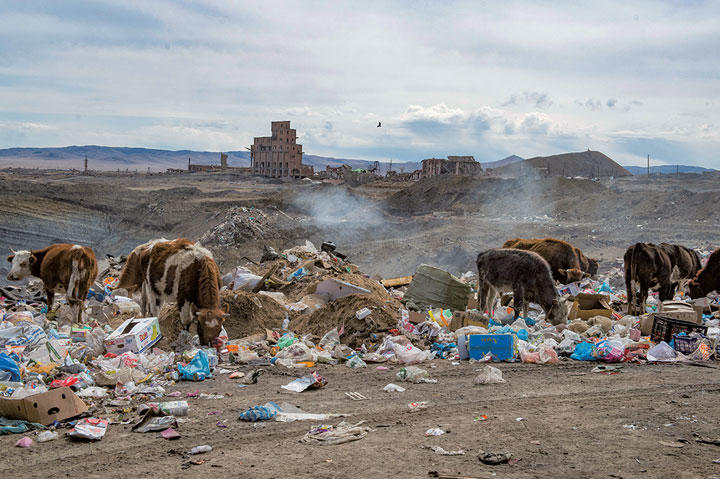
[6,255,13,263]
[558,269,566,275]
[28,255,37,265]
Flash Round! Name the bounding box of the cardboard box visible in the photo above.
[467,334,514,361]
[658,301,702,324]
[451,310,489,331]
[568,293,613,321]
[407,311,427,324]
[104,317,162,354]
[0,387,87,425]
[380,276,413,288]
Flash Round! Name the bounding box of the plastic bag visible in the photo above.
[396,366,432,383]
[647,341,678,362]
[274,342,315,362]
[595,340,625,363]
[346,355,367,368]
[318,329,340,351]
[474,365,506,384]
[393,343,427,365]
[177,350,211,381]
[68,418,108,441]
[281,372,327,392]
[383,383,405,393]
[0,353,21,382]
[519,345,558,364]
[230,266,263,291]
[570,342,596,361]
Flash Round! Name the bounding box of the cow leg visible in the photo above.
[625,276,636,315]
[512,285,524,320]
[638,284,649,315]
[479,281,490,314]
[45,289,55,311]
[659,282,674,302]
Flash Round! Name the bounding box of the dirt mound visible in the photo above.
[155,290,287,346]
[497,150,631,177]
[200,206,283,246]
[220,289,287,338]
[291,293,399,348]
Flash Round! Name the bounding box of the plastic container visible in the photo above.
[651,315,707,343]
[190,445,212,454]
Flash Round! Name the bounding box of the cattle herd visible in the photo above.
[5,237,720,345]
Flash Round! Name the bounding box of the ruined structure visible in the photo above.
[421,156,482,178]
[251,121,313,178]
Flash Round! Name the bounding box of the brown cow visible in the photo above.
[502,238,594,284]
[116,238,225,345]
[687,248,720,298]
[624,243,676,315]
[658,243,702,292]
[476,248,569,325]
[7,244,98,325]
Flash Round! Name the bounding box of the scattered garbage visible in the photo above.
[281,372,328,392]
[301,421,372,445]
[67,418,108,441]
[408,401,430,412]
[383,383,406,393]
[425,445,465,456]
[397,366,435,383]
[479,451,512,465]
[15,436,33,448]
[474,365,506,385]
[425,427,445,436]
[239,402,281,422]
[190,445,213,455]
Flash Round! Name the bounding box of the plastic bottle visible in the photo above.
[160,400,189,417]
[37,430,59,442]
[282,313,290,330]
[190,445,212,454]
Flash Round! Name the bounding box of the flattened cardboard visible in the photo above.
[451,310,489,331]
[569,293,613,321]
[658,301,702,324]
[0,387,87,426]
[314,278,370,301]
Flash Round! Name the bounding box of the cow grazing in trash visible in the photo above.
[624,243,675,315]
[502,237,596,284]
[7,244,98,324]
[116,238,226,345]
[624,242,702,314]
[658,242,702,294]
[476,248,569,324]
[687,247,720,299]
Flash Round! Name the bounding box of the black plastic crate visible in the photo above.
[672,334,705,354]
[651,314,707,344]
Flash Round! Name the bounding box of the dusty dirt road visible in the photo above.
[2,360,719,479]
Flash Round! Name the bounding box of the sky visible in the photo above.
[0,0,718,167]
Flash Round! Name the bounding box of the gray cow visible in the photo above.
[476,248,568,325]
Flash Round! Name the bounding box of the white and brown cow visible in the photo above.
[116,238,225,345]
[7,244,98,325]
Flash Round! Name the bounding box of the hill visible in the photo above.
[0,145,423,173]
[494,150,631,178]
[624,165,715,175]
[482,155,524,169]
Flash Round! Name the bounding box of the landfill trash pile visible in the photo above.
[2,238,720,467]
[200,206,285,246]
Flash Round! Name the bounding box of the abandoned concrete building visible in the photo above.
[251,121,314,178]
[421,156,483,178]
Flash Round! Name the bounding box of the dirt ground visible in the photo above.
[1,361,719,478]
[2,169,720,477]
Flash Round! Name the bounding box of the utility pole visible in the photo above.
[84,154,88,175]
[676,164,679,177]
[647,154,650,178]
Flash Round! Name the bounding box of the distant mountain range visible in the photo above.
[623,165,716,175]
[0,145,713,177]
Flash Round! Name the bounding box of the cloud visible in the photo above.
[577,99,603,111]
[623,100,643,112]
[606,98,617,108]
[502,91,553,109]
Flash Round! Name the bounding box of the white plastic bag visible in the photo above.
[474,365,506,385]
[393,343,427,365]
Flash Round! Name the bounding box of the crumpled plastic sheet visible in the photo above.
[0,417,44,435]
[300,421,372,445]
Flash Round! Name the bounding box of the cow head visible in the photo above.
[686,279,707,299]
[558,268,591,283]
[546,297,570,325]
[7,250,35,281]
[195,308,227,345]
[587,258,599,276]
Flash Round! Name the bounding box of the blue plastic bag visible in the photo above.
[178,350,211,381]
[570,342,596,361]
[239,401,280,422]
[597,282,612,294]
[0,353,21,382]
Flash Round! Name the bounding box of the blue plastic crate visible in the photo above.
[468,334,514,361]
